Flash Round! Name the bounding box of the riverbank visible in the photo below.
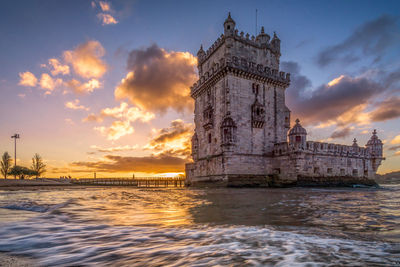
[0,179,80,191]
[0,252,37,267]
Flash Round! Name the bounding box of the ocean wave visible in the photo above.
[0,221,397,266]
[0,200,74,213]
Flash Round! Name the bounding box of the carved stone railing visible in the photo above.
[273,141,375,158]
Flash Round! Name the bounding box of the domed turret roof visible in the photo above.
[289,119,307,136]
[197,44,205,56]
[367,129,383,146]
[224,12,235,26]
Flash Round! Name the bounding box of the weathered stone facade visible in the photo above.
[185,13,384,187]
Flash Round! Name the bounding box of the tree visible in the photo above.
[1,152,12,179]
[8,166,38,180]
[31,153,46,178]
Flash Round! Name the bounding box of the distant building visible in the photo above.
[185,13,384,186]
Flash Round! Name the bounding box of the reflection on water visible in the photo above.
[0,185,399,266]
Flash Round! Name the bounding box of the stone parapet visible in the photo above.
[273,141,381,159]
[191,58,290,97]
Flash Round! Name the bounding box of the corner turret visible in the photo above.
[366,129,383,157]
[288,119,307,149]
[256,26,270,45]
[271,31,281,55]
[366,129,384,172]
[224,12,236,36]
[197,45,206,74]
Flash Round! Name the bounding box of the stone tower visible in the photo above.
[186,13,291,185]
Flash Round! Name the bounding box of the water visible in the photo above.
[0,185,399,266]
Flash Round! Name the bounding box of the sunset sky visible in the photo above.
[1,0,400,177]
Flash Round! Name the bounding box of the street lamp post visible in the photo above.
[11,134,20,168]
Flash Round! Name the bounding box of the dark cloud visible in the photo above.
[114,44,197,113]
[150,120,193,145]
[317,15,399,67]
[284,62,383,125]
[71,154,187,173]
[388,145,400,151]
[370,96,400,122]
[330,127,352,139]
[281,61,312,108]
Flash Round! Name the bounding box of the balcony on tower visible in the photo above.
[203,105,214,130]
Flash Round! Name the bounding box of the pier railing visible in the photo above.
[70,177,185,187]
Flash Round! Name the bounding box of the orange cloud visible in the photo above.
[65,78,101,94]
[48,58,70,76]
[101,102,154,122]
[63,40,107,79]
[18,71,38,87]
[90,144,138,153]
[65,99,89,111]
[83,102,154,124]
[97,13,118,25]
[83,113,104,122]
[391,135,400,145]
[99,1,111,11]
[94,120,134,140]
[145,119,193,159]
[71,154,187,173]
[114,44,197,113]
[39,73,62,94]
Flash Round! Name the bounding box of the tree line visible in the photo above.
[0,152,46,179]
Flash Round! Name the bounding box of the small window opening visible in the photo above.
[208,133,212,143]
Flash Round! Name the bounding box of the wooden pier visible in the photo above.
[71,177,185,187]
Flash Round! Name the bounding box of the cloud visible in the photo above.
[90,144,138,153]
[99,1,111,11]
[391,135,400,145]
[145,119,193,159]
[317,15,400,67]
[283,61,400,128]
[65,99,89,111]
[281,61,312,106]
[65,118,75,125]
[370,96,400,122]
[63,40,107,79]
[287,71,382,126]
[388,145,400,151]
[39,73,62,94]
[18,71,38,87]
[94,120,134,140]
[71,154,187,173]
[48,58,70,76]
[330,127,352,139]
[83,102,154,123]
[92,1,118,25]
[18,93,26,98]
[65,78,101,94]
[114,44,197,113]
[395,151,400,157]
[83,113,104,123]
[97,13,118,25]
